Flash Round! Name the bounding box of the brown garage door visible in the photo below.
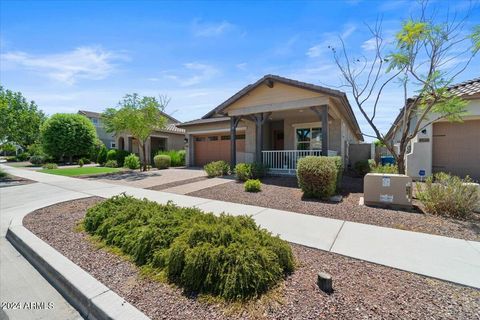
[194,133,245,166]
[432,120,480,179]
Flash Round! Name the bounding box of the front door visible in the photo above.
[273,130,284,150]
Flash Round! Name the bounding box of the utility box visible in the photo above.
[364,173,412,209]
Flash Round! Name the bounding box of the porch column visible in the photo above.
[311,105,329,156]
[230,116,241,168]
[251,112,271,163]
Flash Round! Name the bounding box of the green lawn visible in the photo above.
[41,166,121,177]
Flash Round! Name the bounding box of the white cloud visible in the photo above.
[361,38,378,51]
[0,46,124,85]
[306,24,357,58]
[192,20,234,37]
[163,62,220,87]
[236,62,247,71]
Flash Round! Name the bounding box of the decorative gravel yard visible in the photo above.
[189,175,480,241]
[24,197,480,319]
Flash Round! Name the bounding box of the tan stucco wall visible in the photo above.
[226,82,324,112]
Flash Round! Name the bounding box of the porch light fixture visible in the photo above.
[184,138,188,143]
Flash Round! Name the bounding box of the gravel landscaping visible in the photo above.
[189,175,480,241]
[0,174,34,188]
[24,197,480,319]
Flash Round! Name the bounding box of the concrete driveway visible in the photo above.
[86,167,207,189]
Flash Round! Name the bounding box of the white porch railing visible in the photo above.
[262,150,338,174]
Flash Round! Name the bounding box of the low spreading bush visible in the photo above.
[0,168,6,178]
[29,155,45,166]
[78,159,84,167]
[80,157,91,165]
[156,150,185,167]
[16,152,30,162]
[84,195,294,300]
[416,173,479,218]
[104,160,118,168]
[154,155,171,169]
[115,150,130,167]
[244,179,261,192]
[204,160,230,178]
[235,162,268,181]
[42,163,58,169]
[97,146,108,166]
[123,154,140,169]
[106,149,117,162]
[6,156,17,162]
[297,156,337,199]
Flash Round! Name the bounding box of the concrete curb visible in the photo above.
[6,220,150,320]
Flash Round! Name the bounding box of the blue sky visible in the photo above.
[1,0,479,141]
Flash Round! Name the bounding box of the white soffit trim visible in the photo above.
[189,127,247,135]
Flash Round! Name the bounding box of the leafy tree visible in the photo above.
[0,87,45,149]
[40,114,97,163]
[331,3,479,174]
[102,94,169,171]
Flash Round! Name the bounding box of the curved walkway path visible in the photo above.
[1,164,479,320]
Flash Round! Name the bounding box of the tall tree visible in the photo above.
[331,3,479,174]
[0,86,45,149]
[102,94,169,171]
[41,114,98,163]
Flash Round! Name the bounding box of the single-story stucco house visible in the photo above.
[177,75,363,174]
[386,78,480,180]
[115,112,185,163]
[78,110,116,148]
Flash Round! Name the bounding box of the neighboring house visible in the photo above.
[78,110,116,148]
[115,112,185,164]
[177,75,363,174]
[386,78,480,180]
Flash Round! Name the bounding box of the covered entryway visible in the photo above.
[432,119,480,179]
[193,133,245,166]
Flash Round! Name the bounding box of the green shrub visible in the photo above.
[84,195,294,300]
[106,149,117,162]
[204,160,230,178]
[235,163,251,181]
[371,163,398,174]
[78,159,84,167]
[80,157,91,165]
[244,179,261,192]
[154,155,171,169]
[115,149,130,167]
[156,150,185,167]
[29,155,45,166]
[97,145,108,165]
[235,162,268,181]
[6,156,17,162]
[331,156,343,192]
[0,168,7,178]
[42,163,58,169]
[354,159,371,176]
[104,160,118,168]
[297,156,337,199]
[16,152,30,161]
[89,138,104,163]
[124,153,140,169]
[416,173,479,218]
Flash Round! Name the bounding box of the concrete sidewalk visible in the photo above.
[2,164,480,289]
[162,177,233,194]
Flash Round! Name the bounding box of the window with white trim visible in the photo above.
[295,127,322,150]
[110,141,116,149]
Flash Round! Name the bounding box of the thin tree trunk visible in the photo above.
[397,153,406,174]
[141,143,147,172]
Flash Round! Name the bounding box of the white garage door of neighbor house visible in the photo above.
[432,119,480,180]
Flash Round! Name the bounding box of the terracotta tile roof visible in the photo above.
[159,123,185,134]
[448,78,480,96]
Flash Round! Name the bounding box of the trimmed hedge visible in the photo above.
[29,155,45,166]
[42,163,58,169]
[84,195,294,300]
[105,160,118,168]
[204,160,230,177]
[297,156,338,199]
[154,155,171,169]
[156,150,185,167]
[106,149,117,162]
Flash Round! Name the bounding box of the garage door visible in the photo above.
[432,120,480,179]
[194,133,245,166]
